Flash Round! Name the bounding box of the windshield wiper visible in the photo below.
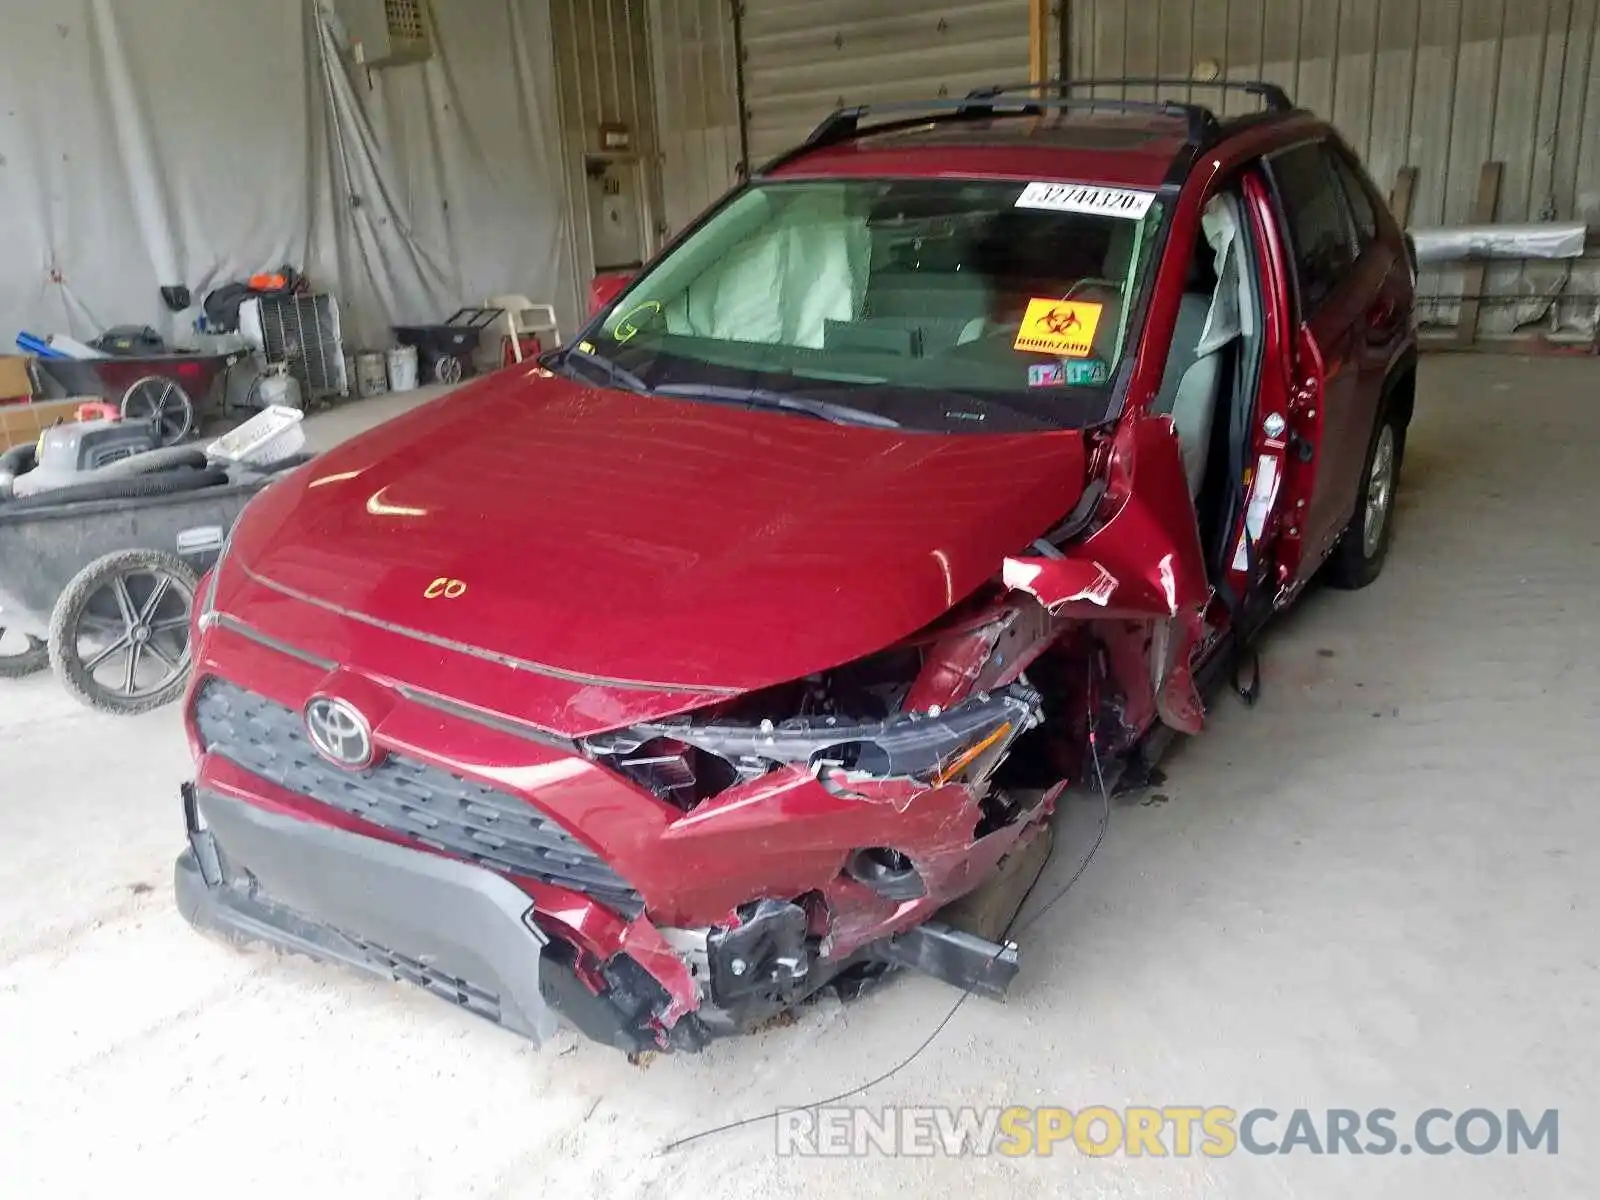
[652,382,899,428]
[561,344,650,395]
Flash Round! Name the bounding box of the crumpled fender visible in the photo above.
[1001,415,1210,734]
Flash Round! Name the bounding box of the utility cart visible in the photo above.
[0,408,307,712]
[391,307,504,384]
[33,350,249,445]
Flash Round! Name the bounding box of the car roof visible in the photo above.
[759,81,1308,189]
[765,110,1194,188]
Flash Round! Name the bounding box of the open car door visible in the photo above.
[1001,171,1308,742]
[1260,139,1388,589]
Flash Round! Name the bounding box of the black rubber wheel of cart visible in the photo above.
[0,628,48,678]
[48,548,199,715]
[121,376,195,446]
[433,354,464,385]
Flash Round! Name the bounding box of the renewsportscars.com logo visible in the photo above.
[775,1105,1560,1158]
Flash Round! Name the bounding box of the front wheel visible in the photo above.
[1325,411,1400,590]
[48,549,199,714]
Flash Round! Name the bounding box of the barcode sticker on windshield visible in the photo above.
[1015,182,1155,219]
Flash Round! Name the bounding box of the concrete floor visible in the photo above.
[1,358,1593,1198]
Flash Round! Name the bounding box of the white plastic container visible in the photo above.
[386,344,419,392]
[207,405,306,466]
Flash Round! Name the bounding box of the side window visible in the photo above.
[1268,142,1357,313]
[1329,150,1379,247]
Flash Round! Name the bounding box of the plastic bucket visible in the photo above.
[386,345,419,392]
[355,351,389,397]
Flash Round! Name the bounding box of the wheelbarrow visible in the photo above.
[0,458,303,713]
[391,307,504,385]
[32,351,248,446]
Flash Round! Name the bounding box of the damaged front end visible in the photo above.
[576,646,1056,1036]
[178,413,1219,1056]
[587,682,1039,824]
[608,415,1222,1043]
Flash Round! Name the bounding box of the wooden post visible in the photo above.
[1389,166,1418,230]
[1029,0,1050,85]
[1456,162,1503,347]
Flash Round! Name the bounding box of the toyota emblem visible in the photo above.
[304,696,376,769]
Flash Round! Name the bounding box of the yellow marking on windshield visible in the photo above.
[1013,299,1103,357]
[614,300,662,343]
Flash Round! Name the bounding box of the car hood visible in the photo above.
[225,369,1086,694]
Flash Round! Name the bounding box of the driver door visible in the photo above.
[1262,140,1372,580]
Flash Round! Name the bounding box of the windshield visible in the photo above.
[568,178,1167,433]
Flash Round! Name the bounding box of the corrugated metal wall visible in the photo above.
[646,1,1062,239]
[738,1,1046,163]
[550,0,663,280]
[647,0,744,236]
[1065,0,1600,229]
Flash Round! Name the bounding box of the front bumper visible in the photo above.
[176,785,669,1051]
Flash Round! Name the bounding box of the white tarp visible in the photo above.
[1409,223,1589,264]
[0,0,580,352]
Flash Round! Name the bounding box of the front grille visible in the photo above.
[194,678,643,916]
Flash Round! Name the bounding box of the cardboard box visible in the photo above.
[0,398,89,452]
[0,354,35,402]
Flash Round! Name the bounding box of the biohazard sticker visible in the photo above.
[1015,181,1155,219]
[1013,299,1103,357]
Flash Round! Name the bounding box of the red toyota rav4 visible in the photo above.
[176,80,1416,1054]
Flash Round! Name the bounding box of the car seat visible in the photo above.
[1152,293,1224,498]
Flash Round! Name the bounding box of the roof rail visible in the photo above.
[776,91,1217,168]
[968,77,1295,115]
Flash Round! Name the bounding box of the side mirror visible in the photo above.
[589,271,633,316]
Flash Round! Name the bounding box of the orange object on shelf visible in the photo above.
[75,401,121,423]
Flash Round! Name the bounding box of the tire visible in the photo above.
[0,628,49,678]
[121,376,195,445]
[0,465,227,512]
[48,549,199,714]
[89,445,209,479]
[1325,407,1402,590]
[434,354,463,385]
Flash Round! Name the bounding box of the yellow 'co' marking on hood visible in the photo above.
[424,577,467,599]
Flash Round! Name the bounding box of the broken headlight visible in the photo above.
[584,682,1041,809]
